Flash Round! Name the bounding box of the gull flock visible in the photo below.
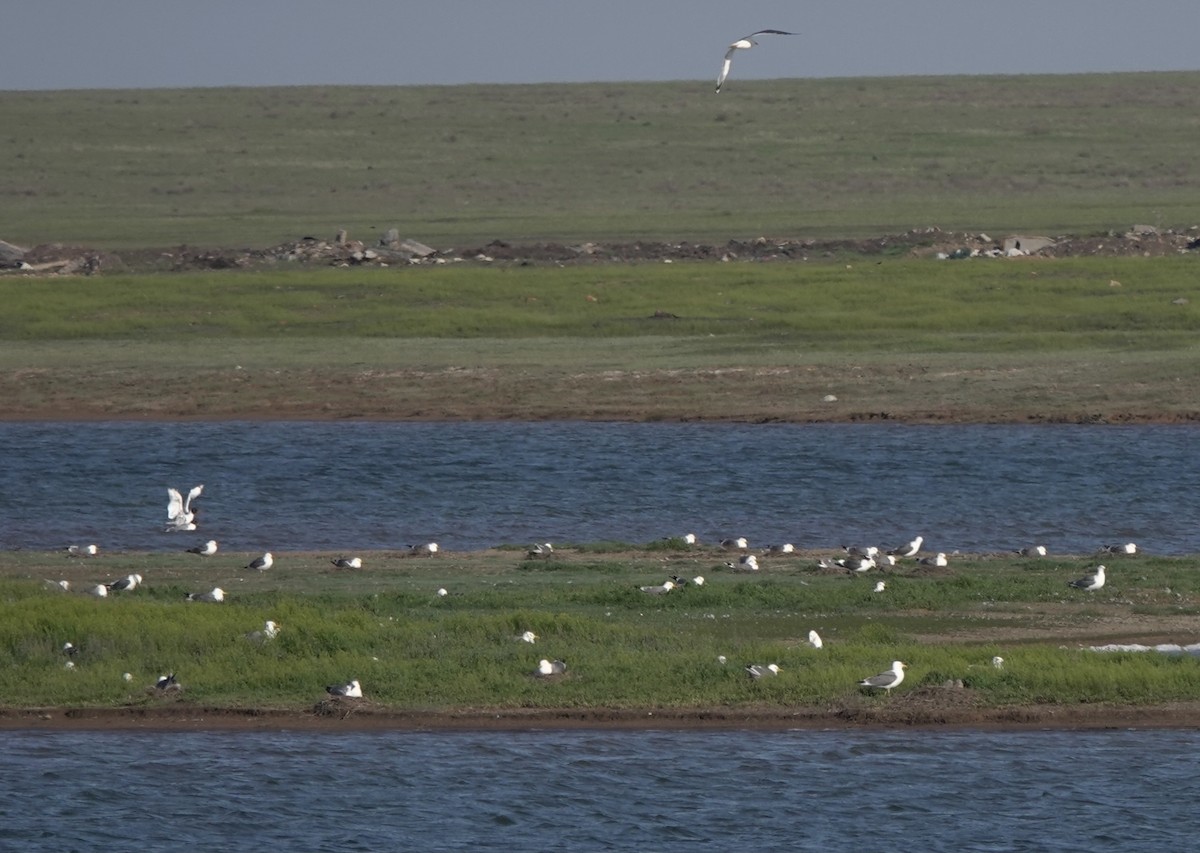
[43,480,1144,705]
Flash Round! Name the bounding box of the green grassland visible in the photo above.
[3,72,1200,248]
[3,547,1198,714]
[1,255,1196,421]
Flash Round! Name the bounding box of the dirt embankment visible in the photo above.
[4,697,1200,732]
[3,225,1198,275]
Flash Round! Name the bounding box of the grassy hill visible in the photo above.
[3,72,1200,248]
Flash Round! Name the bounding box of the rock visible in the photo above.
[397,238,436,258]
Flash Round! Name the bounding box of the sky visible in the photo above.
[2,0,1198,91]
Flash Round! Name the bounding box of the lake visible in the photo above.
[0,422,1195,555]
[1,727,1196,852]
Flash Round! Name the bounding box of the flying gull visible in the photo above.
[166,484,203,532]
[859,660,907,694]
[715,29,797,93]
[888,536,924,558]
[745,663,781,679]
[326,679,363,698]
[186,586,225,602]
[331,556,363,569]
[535,659,568,677]
[188,540,218,556]
[1068,564,1106,591]
[246,552,273,572]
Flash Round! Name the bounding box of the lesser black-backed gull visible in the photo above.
[859,660,906,693]
[1068,564,1106,591]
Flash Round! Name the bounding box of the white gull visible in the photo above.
[716,29,797,93]
[166,484,203,532]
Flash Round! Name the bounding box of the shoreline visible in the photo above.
[6,700,1200,733]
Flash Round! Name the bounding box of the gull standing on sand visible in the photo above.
[859,660,907,694]
[247,552,273,572]
[715,29,797,93]
[188,540,218,556]
[1068,564,1106,591]
[166,485,203,532]
[326,679,363,698]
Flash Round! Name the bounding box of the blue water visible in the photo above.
[1,422,1197,554]
[1,728,1196,852]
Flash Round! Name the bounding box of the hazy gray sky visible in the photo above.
[3,0,1198,91]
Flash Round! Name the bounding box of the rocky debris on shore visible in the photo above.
[2,224,1198,276]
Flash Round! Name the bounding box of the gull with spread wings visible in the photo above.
[716,29,797,93]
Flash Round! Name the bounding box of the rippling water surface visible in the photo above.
[2,728,1197,852]
[1,421,1197,554]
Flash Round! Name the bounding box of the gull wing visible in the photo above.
[166,487,184,520]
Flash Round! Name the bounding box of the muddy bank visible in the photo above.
[5,698,1200,732]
